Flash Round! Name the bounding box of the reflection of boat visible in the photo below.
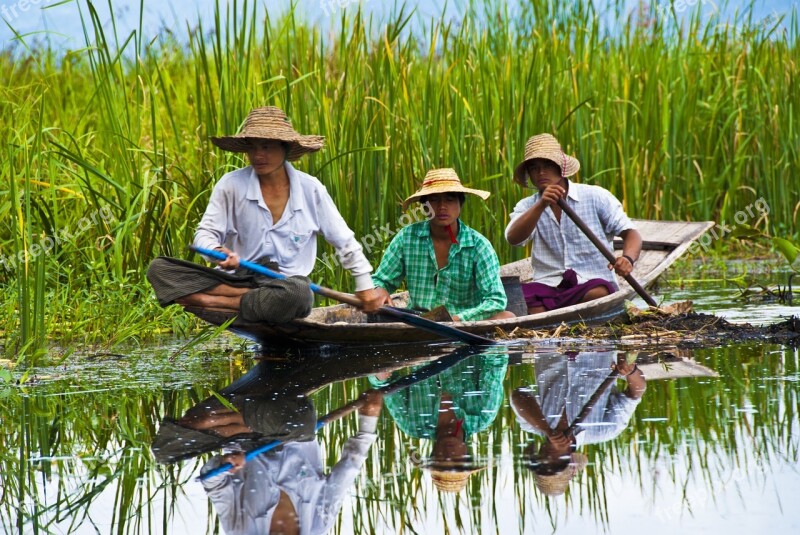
[188,220,712,346]
[510,351,719,381]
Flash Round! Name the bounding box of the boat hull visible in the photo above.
[186,219,713,346]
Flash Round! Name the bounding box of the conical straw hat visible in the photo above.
[513,133,581,187]
[402,168,490,210]
[211,106,325,161]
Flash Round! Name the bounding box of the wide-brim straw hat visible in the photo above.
[418,458,488,494]
[210,106,325,161]
[532,452,588,497]
[513,133,581,187]
[402,168,490,210]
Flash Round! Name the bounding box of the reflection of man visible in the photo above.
[511,351,646,496]
[199,390,383,535]
[370,350,508,493]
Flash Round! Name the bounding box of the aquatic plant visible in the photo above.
[1,0,798,356]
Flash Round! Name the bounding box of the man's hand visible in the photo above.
[357,287,392,313]
[215,246,240,270]
[538,184,567,207]
[546,430,573,448]
[221,452,246,473]
[357,389,384,417]
[609,256,634,277]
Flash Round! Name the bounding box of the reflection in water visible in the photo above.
[511,351,646,496]
[370,349,509,493]
[198,390,382,535]
[153,345,491,534]
[3,343,798,533]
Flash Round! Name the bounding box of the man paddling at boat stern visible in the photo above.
[505,134,643,314]
[147,106,383,322]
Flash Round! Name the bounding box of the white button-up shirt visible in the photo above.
[505,181,635,289]
[512,352,641,447]
[201,417,378,535]
[193,162,374,291]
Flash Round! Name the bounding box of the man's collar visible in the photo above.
[565,179,581,202]
[412,219,476,248]
[246,162,303,212]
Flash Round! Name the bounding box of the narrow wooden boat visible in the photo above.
[187,219,713,346]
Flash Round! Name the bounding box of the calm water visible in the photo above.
[2,280,799,534]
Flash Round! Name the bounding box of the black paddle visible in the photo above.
[555,198,659,308]
[198,344,486,480]
[189,246,496,345]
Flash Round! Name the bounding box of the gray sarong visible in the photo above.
[146,256,313,323]
[151,396,317,464]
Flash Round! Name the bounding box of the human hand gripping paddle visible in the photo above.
[198,344,485,480]
[189,246,495,345]
[555,199,659,308]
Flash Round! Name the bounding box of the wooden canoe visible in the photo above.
[187,219,713,346]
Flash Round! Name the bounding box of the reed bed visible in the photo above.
[1,0,798,358]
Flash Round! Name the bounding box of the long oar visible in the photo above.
[198,345,484,480]
[556,199,658,307]
[189,246,495,345]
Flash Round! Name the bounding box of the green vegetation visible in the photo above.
[2,0,798,359]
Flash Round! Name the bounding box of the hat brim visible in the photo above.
[210,134,325,161]
[513,155,580,187]
[402,186,491,210]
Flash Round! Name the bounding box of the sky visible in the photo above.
[1,0,797,51]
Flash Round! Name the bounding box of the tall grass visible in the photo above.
[1,0,798,354]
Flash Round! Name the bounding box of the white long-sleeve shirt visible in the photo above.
[193,162,375,291]
[513,352,641,446]
[200,416,378,535]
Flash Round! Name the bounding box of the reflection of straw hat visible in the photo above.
[513,134,581,187]
[210,106,325,160]
[531,453,588,497]
[402,168,490,210]
[418,459,488,494]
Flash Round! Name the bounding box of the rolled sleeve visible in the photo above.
[193,185,230,261]
[371,232,406,294]
[505,195,538,246]
[316,187,375,291]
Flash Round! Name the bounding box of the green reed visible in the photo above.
[1,0,798,354]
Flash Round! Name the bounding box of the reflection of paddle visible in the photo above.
[555,198,658,308]
[514,365,625,437]
[567,369,619,435]
[190,246,495,345]
[198,345,485,480]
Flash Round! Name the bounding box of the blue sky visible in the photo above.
[1,0,796,50]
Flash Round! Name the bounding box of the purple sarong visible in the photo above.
[521,269,615,311]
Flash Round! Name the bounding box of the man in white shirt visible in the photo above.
[511,351,646,496]
[147,107,383,322]
[505,134,643,314]
[199,390,383,535]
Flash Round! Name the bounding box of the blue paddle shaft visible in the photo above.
[189,245,495,344]
[192,246,322,293]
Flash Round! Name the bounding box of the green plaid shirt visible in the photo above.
[369,351,509,439]
[372,220,507,321]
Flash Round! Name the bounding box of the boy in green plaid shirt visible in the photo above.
[372,168,514,322]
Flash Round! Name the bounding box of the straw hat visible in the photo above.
[210,106,325,161]
[402,168,491,210]
[513,134,581,187]
[531,452,588,497]
[417,458,488,494]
